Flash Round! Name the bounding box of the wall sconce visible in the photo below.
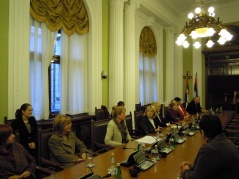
[101,71,108,79]
[183,71,192,79]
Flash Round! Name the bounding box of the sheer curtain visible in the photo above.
[139,52,158,105]
[30,17,57,120]
[60,31,88,114]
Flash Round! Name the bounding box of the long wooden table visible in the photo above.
[43,110,235,179]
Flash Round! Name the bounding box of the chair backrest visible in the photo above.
[91,119,109,152]
[95,107,108,121]
[38,128,54,165]
[135,102,143,112]
[134,111,144,136]
[125,112,133,135]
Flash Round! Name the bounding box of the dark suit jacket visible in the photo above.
[11,116,38,159]
[183,134,239,179]
[139,115,161,135]
[186,100,202,114]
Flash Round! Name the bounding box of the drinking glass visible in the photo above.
[86,152,95,168]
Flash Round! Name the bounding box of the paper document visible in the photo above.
[135,136,159,144]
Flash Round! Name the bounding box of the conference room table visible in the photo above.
[44,110,235,179]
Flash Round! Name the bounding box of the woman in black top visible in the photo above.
[11,103,38,161]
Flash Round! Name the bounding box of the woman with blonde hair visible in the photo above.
[151,102,170,127]
[48,115,88,167]
[139,105,163,135]
[105,106,132,147]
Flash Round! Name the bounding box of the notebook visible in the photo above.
[133,151,154,171]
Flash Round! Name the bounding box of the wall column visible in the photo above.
[109,0,127,109]
[165,27,175,104]
[124,0,140,115]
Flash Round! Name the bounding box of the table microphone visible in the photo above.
[123,147,137,150]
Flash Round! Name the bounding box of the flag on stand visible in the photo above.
[194,73,198,97]
[184,72,189,105]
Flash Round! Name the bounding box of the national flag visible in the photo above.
[194,73,198,97]
[184,72,189,104]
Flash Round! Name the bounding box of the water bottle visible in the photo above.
[169,137,175,149]
[156,132,160,141]
[116,163,122,179]
[154,145,160,161]
[137,142,142,151]
[110,152,116,177]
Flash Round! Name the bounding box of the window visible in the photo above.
[49,32,61,115]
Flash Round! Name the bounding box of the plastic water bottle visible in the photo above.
[156,132,160,141]
[169,137,175,149]
[137,142,142,151]
[154,145,160,161]
[116,163,122,179]
[110,152,116,177]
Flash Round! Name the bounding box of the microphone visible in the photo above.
[78,153,93,173]
[101,173,111,179]
[123,147,137,151]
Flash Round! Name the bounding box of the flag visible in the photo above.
[194,73,198,97]
[184,72,189,104]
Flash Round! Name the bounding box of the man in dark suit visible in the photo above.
[186,96,207,114]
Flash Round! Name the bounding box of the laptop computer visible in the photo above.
[133,151,154,171]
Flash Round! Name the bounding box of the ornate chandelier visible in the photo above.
[176,0,233,49]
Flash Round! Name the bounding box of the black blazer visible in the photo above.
[139,115,161,135]
[11,116,38,158]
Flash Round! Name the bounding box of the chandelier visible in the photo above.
[176,0,233,49]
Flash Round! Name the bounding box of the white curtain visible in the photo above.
[60,31,88,114]
[139,52,158,105]
[30,17,57,120]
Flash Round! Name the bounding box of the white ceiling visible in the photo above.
[156,0,239,14]
[138,0,239,29]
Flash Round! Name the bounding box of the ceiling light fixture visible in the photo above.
[176,0,233,49]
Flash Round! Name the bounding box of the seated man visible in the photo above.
[180,115,239,179]
[186,96,207,114]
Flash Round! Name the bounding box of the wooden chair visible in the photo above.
[38,128,65,171]
[133,111,144,136]
[91,119,113,155]
[135,102,143,112]
[95,106,109,121]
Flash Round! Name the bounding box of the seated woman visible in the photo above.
[105,106,132,147]
[0,124,36,179]
[165,100,183,123]
[48,115,89,167]
[151,102,170,127]
[11,103,38,161]
[139,105,163,135]
[180,115,239,179]
[174,97,189,117]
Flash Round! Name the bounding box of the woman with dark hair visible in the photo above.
[0,124,36,179]
[180,115,239,179]
[174,97,189,117]
[48,115,88,167]
[11,103,38,161]
[105,106,132,147]
[117,101,125,107]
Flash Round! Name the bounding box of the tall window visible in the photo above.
[139,26,158,105]
[49,32,61,115]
